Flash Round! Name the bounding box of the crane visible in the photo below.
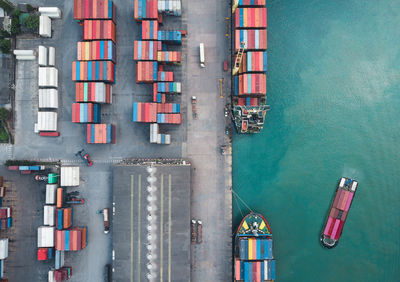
[232,0,239,14]
[232,42,246,76]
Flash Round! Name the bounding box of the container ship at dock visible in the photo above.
[234,212,275,281]
[321,177,358,248]
[232,0,270,133]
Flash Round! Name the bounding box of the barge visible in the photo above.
[234,212,275,281]
[320,177,358,248]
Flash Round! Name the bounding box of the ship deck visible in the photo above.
[112,162,191,282]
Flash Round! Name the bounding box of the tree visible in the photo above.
[0,0,14,13]
[0,108,9,121]
[0,130,8,143]
[10,18,20,35]
[0,29,10,39]
[11,8,21,18]
[24,14,39,30]
[0,39,10,54]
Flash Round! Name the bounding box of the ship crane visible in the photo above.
[232,41,246,76]
[232,0,239,14]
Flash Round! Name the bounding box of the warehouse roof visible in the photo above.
[112,161,191,282]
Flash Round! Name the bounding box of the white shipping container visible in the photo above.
[39,7,62,19]
[44,205,55,226]
[39,89,58,108]
[150,123,158,143]
[60,166,80,187]
[165,134,171,144]
[48,47,55,66]
[0,239,8,260]
[6,207,10,218]
[46,184,57,204]
[38,46,47,66]
[39,15,51,37]
[48,270,55,282]
[176,82,182,93]
[37,112,57,132]
[38,67,58,87]
[13,49,35,56]
[15,55,37,60]
[38,226,55,247]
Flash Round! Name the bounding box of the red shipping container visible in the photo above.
[37,248,48,261]
[74,0,116,22]
[83,20,116,43]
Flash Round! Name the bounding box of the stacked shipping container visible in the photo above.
[86,124,116,144]
[55,228,87,251]
[83,20,116,42]
[71,103,101,123]
[77,41,116,62]
[75,82,112,103]
[323,188,355,240]
[0,208,11,230]
[235,259,275,281]
[235,8,267,28]
[72,61,115,83]
[73,0,116,22]
[239,51,267,73]
[133,0,183,144]
[56,208,73,230]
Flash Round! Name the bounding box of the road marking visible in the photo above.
[160,174,164,282]
[168,174,172,282]
[138,174,141,282]
[130,175,134,282]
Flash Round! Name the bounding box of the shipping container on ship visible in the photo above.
[75,82,112,103]
[235,8,267,29]
[140,20,158,40]
[157,51,181,64]
[134,0,158,20]
[320,177,358,249]
[136,61,158,83]
[71,103,101,123]
[234,212,276,282]
[157,30,182,44]
[72,61,115,83]
[73,0,116,23]
[77,41,116,62]
[83,20,116,42]
[234,73,267,96]
[133,40,162,61]
[239,51,267,73]
[86,124,116,144]
[235,29,267,51]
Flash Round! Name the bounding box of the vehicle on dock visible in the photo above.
[234,212,275,281]
[191,96,198,119]
[199,43,205,67]
[75,149,93,166]
[320,177,358,248]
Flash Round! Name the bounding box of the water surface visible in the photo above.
[233,1,400,281]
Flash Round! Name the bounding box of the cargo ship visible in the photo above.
[320,177,358,248]
[234,212,275,281]
[232,0,270,133]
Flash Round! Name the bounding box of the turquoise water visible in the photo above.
[233,1,400,281]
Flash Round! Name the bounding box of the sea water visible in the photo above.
[233,1,400,281]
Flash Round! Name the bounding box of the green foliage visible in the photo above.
[0,0,14,13]
[0,29,10,39]
[0,129,8,143]
[0,39,10,54]
[0,108,9,121]
[10,17,20,35]
[24,14,39,30]
[27,4,35,12]
[11,8,21,18]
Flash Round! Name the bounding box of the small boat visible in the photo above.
[234,212,275,281]
[320,177,358,248]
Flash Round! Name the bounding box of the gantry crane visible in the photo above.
[232,42,246,76]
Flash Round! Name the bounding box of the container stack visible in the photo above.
[73,0,117,145]
[55,228,87,251]
[233,1,268,109]
[35,45,60,136]
[133,0,184,144]
[0,208,12,231]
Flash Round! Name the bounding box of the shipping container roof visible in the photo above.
[112,161,191,282]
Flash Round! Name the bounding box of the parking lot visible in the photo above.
[4,0,233,281]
